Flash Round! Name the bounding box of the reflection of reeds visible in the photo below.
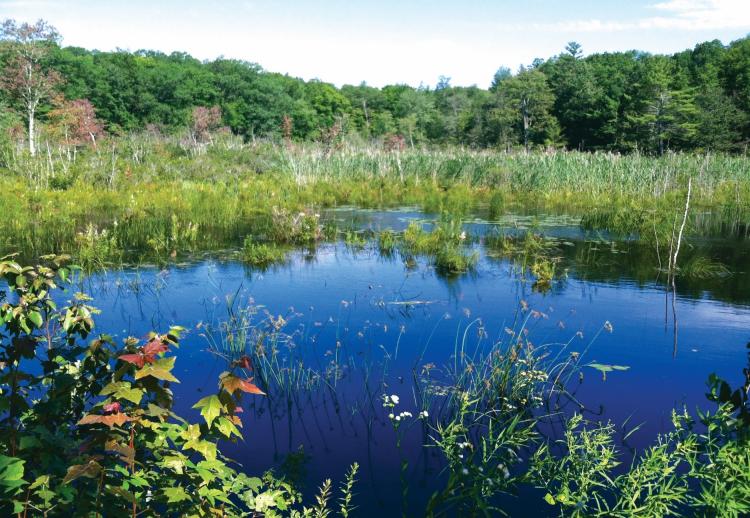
[200,291,628,514]
[374,216,478,275]
[486,229,563,289]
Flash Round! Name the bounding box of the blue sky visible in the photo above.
[2,0,749,87]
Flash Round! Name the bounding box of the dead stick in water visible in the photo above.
[671,177,692,279]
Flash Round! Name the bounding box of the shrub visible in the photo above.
[0,255,354,516]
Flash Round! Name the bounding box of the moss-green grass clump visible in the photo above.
[241,237,287,267]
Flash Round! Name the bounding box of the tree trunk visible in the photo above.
[362,100,370,130]
[28,107,36,156]
[522,98,530,153]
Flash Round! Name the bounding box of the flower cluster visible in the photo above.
[382,394,400,408]
[518,368,548,382]
[383,394,430,427]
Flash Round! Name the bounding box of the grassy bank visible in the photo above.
[1,135,749,266]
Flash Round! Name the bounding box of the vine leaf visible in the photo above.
[215,416,243,439]
[100,382,145,405]
[182,424,218,460]
[0,455,26,496]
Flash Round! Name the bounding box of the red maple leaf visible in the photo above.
[103,402,121,414]
[221,374,265,395]
[143,338,168,356]
[237,377,265,395]
[78,412,130,428]
[118,353,147,368]
[119,338,169,368]
[233,355,253,370]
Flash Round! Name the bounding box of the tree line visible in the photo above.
[1,18,749,155]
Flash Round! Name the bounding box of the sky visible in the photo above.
[1,0,749,88]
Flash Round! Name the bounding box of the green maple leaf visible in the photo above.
[161,455,186,474]
[214,416,242,439]
[181,424,217,460]
[163,486,190,503]
[187,439,217,461]
[135,357,179,382]
[101,382,145,404]
[193,395,222,428]
[0,455,26,496]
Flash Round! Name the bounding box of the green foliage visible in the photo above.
[241,237,287,268]
[0,137,747,271]
[531,400,750,517]
[532,414,621,515]
[530,258,556,286]
[486,230,564,287]
[426,394,538,516]
[3,19,750,152]
[74,223,123,271]
[486,68,561,150]
[338,463,359,518]
[377,229,397,255]
[399,219,477,274]
[679,255,731,279]
[342,229,367,250]
[0,255,356,516]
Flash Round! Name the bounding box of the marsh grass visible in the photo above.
[198,290,750,516]
[678,255,731,279]
[1,136,749,268]
[398,218,478,274]
[377,229,397,256]
[241,237,288,268]
[486,230,563,287]
[417,309,750,517]
[342,229,369,250]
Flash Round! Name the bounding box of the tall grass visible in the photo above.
[1,134,748,265]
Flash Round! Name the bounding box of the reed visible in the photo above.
[1,135,748,269]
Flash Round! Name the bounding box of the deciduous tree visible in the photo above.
[47,97,104,147]
[0,19,62,155]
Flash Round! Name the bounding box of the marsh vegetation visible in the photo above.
[1,16,750,518]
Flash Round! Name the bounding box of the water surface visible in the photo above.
[75,209,750,515]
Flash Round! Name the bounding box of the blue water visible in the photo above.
[69,212,750,516]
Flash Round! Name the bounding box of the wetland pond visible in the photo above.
[70,208,750,516]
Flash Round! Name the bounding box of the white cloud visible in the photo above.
[502,0,750,33]
[0,0,56,9]
[649,0,750,29]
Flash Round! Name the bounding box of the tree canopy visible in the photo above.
[1,20,750,153]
